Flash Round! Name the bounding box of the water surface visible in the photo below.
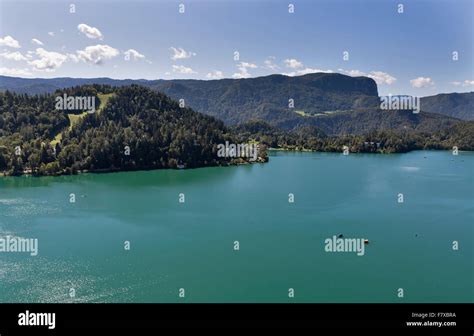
[0,150,472,303]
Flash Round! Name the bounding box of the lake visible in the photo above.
[0,150,472,303]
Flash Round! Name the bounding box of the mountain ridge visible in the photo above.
[1,74,472,124]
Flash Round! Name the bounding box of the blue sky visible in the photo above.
[0,0,472,96]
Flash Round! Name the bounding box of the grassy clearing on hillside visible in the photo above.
[67,112,89,130]
[50,93,115,146]
[294,110,308,117]
[97,93,114,113]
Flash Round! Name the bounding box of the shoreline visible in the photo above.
[0,156,268,178]
[1,149,469,178]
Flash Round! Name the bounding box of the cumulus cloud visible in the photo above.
[283,67,333,77]
[410,77,434,88]
[340,69,396,85]
[367,71,397,85]
[124,49,145,61]
[76,44,119,64]
[0,35,21,48]
[450,80,474,87]
[338,69,366,77]
[264,56,279,70]
[0,67,32,76]
[66,53,80,63]
[0,51,28,61]
[172,65,197,74]
[31,38,44,46]
[48,32,55,37]
[284,58,303,69]
[28,48,68,71]
[206,70,224,79]
[281,58,333,76]
[232,62,257,79]
[170,47,196,60]
[77,24,103,40]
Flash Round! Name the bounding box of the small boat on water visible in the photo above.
[177,164,185,169]
[364,239,369,244]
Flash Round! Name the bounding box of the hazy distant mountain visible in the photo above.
[0,76,145,95]
[421,92,474,121]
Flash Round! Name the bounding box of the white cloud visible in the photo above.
[31,38,44,46]
[169,47,196,60]
[172,65,197,74]
[206,70,224,79]
[340,69,396,85]
[282,58,333,76]
[367,71,397,85]
[67,53,80,63]
[283,67,333,77]
[0,67,32,76]
[410,77,434,88]
[451,80,474,87]
[28,48,68,71]
[341,69,366,77]
[77,24,103,40]
[76,44,119,64]
[124,49,145,61]
[0,51,28,61]
[284,58,303,69]
[48,32,55,37]
[240,62,257,69]
[264,56,279,70]
[0,35,21,48]
[232,62,257,79]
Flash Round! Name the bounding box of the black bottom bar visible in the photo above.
[0,303,471,334]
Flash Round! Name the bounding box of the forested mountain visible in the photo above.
[149,73,380,125]
[2,73,472,131]
[1,73,473,177]
[286,108,462,135]
[420,92,474,120]
[1,82,473,176]
[233,119,474,153]
[1,73,381,127]
[0,85,262,176]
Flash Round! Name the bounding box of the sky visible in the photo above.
[0,0,472,96]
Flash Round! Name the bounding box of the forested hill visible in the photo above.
[0,85,256,176]
[1,83,473,177]
[0,73,381,126]
[2,74,473,129]
[149,73,380,125]
[420,92,474,121]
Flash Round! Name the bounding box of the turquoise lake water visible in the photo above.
[0,150,472,302]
